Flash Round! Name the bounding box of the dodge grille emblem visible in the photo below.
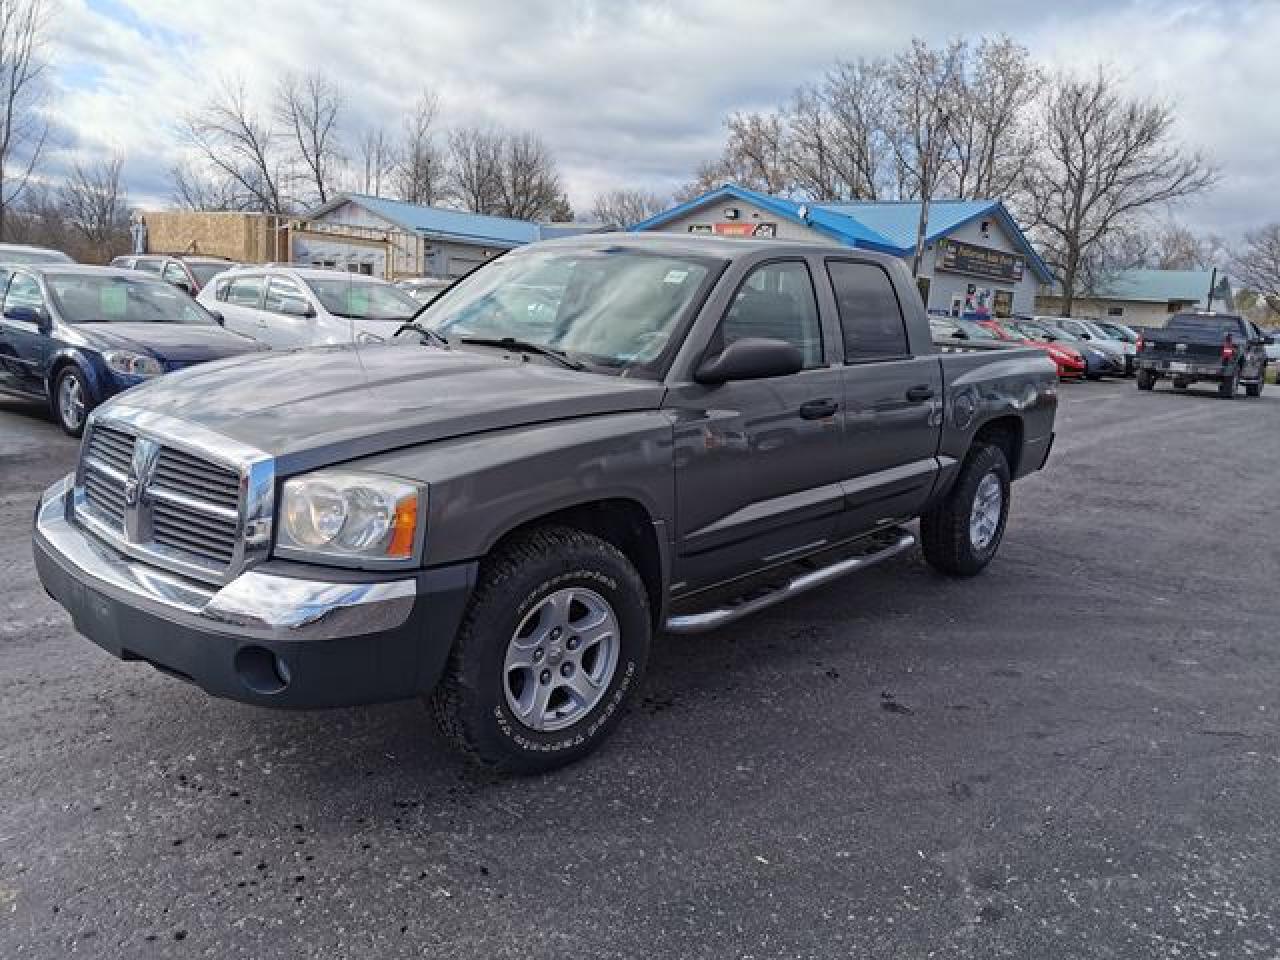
[123,477,140,507]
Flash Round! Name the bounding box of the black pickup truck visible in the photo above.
[34,234,1058,772]
[1135,312,1271,398]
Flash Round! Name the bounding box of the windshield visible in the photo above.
[1015,322,1066,343]
[189,263,231,287]
[1097,321,1135,341]
[0,247,73,265]
[304,276,420,321]
[415,248,719,376]
[47,273,218,325]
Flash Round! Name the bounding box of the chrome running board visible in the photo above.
[664,530,916,635]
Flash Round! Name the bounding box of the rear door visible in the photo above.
[667,258,850,591]
[824,258,943,533]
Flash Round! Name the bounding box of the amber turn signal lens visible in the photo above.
[386,493,419,559]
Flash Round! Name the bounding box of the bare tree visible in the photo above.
[1025,66,1217,314]
[1233,224,1280,304]
[0,0,51,240]
[944,36,1041,201]
[182,78,288,214]
[169,160,244,211]
[590,188,667,227]
[276,71,343,207]
[494,130,566,220]
[787,59,891,201]
[60,154,129,262]
[356,126,394,197]
[448,126,503,214]
[394,89,447,205]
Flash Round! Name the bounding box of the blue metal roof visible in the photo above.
[631,185,1054,283]
[343,194,543,246]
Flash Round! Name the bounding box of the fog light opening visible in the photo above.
[234,645,290,695]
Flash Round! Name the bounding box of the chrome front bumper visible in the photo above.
[35,474,415,642]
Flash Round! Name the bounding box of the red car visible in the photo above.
[980,319,1086,380]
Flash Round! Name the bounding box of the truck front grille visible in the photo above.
[76,421,250,582]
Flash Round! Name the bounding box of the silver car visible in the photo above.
[197,265,423,349]
[1037,316,1135,376]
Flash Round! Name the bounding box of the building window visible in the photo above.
[1109,306,1125,317]
[993,290,1013,318]
[359,263,373,276]
[1166,302,1179,313]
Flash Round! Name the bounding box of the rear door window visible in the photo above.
[825,260,909,361]
[4,272,46,314]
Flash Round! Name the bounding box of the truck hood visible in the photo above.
[105,342,667,469]
[79,323,264,366]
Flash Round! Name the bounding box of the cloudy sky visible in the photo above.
[44,0,1278,237]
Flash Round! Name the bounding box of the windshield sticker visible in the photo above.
[100,285,128,315]
[663,269,689,284]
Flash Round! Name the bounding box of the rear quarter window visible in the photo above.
[826,260,909,361]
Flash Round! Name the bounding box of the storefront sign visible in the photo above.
[937,238,1025,283]
[688,222,778,238]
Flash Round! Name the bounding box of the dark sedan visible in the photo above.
[0,266,264,436]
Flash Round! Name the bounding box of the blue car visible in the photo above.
[0,265,265,436]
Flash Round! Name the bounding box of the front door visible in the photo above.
[667,259,849,592]
[824,258,943,533]
[0,270,51,397]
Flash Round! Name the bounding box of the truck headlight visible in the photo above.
[276,471,423,566]
[103,350,164,378]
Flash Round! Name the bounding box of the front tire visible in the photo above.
[1218,371,1239,399]
[1136,370,1156,391]
[429,526,651,774]
[52,366,91,437]
[921,444,1011,577]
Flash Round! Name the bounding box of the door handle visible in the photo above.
[906,385,935,403]
[799,398,840,420]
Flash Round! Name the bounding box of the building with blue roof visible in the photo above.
[293,193,603,279]
[631,183,1053,318]
[1035,268,1233,328]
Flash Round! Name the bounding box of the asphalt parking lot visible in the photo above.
[2,379,1278,959]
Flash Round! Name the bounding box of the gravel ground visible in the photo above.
[2,379,1278,959]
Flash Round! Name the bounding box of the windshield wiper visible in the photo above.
[392,320,450,348]
[458,336,584,370]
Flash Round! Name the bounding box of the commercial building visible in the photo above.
[1035,269,1235,327]
[631,183,1053,317]
[294,194,600,280]
[138,211,290,264]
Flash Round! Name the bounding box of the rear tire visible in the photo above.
[1172,377,1189,390]
[1245,378,1263,398]
[429,526,651,774]
[1136,370,1156,391]
[921,444,1011,578]
[1218,371,1238,399]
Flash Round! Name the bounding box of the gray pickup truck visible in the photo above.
[33,234,1057,772]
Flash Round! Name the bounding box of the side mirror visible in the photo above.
[280,299,315,318]
[209,310,225,326]
[695,337,803,385]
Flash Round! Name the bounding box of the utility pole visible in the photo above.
[911,113,950,281]
[1206,266,1218,311]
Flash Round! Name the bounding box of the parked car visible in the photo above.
[1135,312,1270,397]
[110,255,237,295]
[979,318,1086,380]
[1014,319,1121,379]
[1094,319,1140,344]
[396,277,451,304]
[33,234,1058,772]
[199,266,423,348]
[928,317,1020,351]
[0,243,74,265]
[0,265,264,435]
[1038,316,1135,375]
